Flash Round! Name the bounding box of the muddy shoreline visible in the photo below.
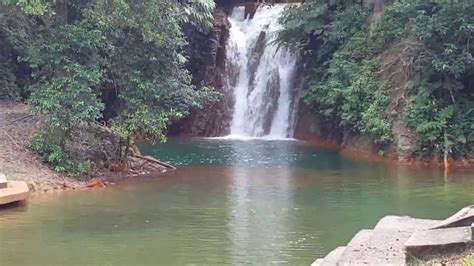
[0,101,171,194]
[299,137,474,172]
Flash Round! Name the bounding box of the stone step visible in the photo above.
[337,229,374,263]
[374,215,439,231]
[405,226,472,261]
[311,208,474,266]
[310,258,324,266]
[319,246,346,266]
[0,173,7,189]
[337,216,438,265]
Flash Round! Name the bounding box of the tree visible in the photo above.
[26,0,217,172]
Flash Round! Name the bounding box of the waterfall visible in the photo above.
[225,5,297,139]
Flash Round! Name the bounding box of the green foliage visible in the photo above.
[461,255,474,265]
[0,5,36,99]
[0,0,52,15]
[27,23,104,174]
[280,0,391,143]
[402,0,474,156]
[29,23,105,131]
[78,0,218,141]
[0,0,217,173]
[370,1,436,52]
[180,0,216,31]
[280,0,474,157]
[279,0,368,60]
[30,128,91,174]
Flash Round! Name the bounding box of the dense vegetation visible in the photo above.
[279,0,474,162]
[0,0,217,173]
[2,0,474,172]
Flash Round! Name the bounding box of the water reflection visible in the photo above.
[1,139,473,265]
[226,141,296,264]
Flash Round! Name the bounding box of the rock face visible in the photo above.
[169,8,232,137]
[378,39,423,161]
[293,103,342,148]
[362,0,391,24]
[247,31,267,95]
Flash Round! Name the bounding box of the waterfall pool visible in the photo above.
[1,139,473,265]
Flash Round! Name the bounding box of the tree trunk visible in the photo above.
[55,0,68,25]
[124,136,131,161]
[443,131,449,172]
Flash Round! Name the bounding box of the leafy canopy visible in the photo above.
[279,0,474,157]
[0,0,217,172]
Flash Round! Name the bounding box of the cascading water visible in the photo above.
[226,4,297,139]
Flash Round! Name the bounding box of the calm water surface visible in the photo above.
[1,139,473,265]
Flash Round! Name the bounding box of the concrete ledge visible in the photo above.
[319,246,346,266]
[432,205,474,229]
[0,181,29,205]
[312,207,474,265]
[405,226,473,261]
[311,258,324,266]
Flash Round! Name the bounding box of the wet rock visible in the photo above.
[379,39,423,161]
[261,70,280,135]
[170,7,232,137]
[294,103,342,147]
[247,31,267,96]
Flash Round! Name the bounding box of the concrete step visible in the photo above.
[405,226,472,261]
[0,173,7,189]
[374,215,439,231]
[319,246,346,266]
[337,216,438,265]
[310,258,324,266]
[337,229,374,263]
[311,208,474,266]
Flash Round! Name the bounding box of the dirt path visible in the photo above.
[0,101,85,192]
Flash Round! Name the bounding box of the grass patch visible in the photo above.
[462,255,474,266]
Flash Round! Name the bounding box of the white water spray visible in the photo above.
[226,5,297,139]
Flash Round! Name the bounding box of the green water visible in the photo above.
[1,139,473,265]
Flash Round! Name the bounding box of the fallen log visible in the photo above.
[131,154,176,170]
